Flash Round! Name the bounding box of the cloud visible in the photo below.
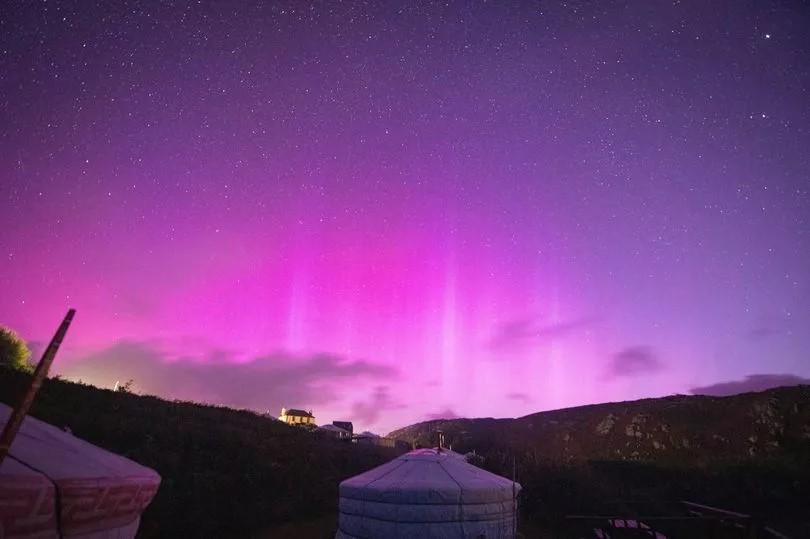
[606,346,663,378]
[745,313,793,341]
[424,408,460,421]
[488,315,595,351]
[60,340,396,414]
[690,374,810,396]
[506,392,530,403]
[350,386,406,427]
[746,326,779,340]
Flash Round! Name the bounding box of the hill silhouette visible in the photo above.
[4,364,809,537]
[0,366,399,538]
[390,386,810,463]
[389,386,810,536]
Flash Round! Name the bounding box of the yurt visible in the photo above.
[0,403,161,539]
[337,448,521,538]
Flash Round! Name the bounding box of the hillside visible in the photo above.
[4,365,809,537]
[0,366,400,538]
[389,387,810,536]
[390,386,810,463]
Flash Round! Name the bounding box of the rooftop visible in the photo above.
[281,408,314,418]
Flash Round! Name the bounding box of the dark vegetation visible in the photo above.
[4,356,809,537]
[0,326,32,372]
[390,386,810,537]
[0,366,400,538]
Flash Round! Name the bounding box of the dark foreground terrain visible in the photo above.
[390,385,810,537]
[3,365,810,537]
[0,366,399,538]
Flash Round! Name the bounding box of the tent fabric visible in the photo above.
[0,458,56,538]
[0,403,160,539]
[337,448,521,538]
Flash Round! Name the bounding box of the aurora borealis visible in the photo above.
[2,1,809,432]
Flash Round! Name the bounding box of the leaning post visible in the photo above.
[0,309,76,464]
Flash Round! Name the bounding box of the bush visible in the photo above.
[0,326,32,372]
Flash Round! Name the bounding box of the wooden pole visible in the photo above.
[0,309,75,464]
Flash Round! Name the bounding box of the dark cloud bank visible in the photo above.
[350,385,406,426]
[488,315,596,351]
[506,392,530,403]
[62,340,396,415]
[606,346,663,378]
[691,374,810,396]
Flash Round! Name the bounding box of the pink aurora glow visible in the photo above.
[2,2,809,433]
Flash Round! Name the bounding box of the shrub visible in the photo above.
[0,326,32,372]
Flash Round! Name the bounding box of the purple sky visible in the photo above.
[1,1,809,433]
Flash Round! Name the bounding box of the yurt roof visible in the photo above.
[340,448,520,505]
[0,402,161,538]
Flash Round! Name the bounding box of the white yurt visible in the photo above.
[337,448,521,538]
[0,403,160,539]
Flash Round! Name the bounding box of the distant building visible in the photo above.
[332,421,353,436]
[318,424,351,440]
[279,407,315,426]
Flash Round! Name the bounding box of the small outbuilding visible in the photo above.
[337,448,521,538]
[319,423,352,440]
[332,421,354,435]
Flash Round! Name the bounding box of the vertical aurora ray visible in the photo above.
[0,1,808,432]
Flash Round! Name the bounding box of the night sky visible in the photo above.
[2,1,809,433]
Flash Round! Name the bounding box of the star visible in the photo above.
[0,0,808,438]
